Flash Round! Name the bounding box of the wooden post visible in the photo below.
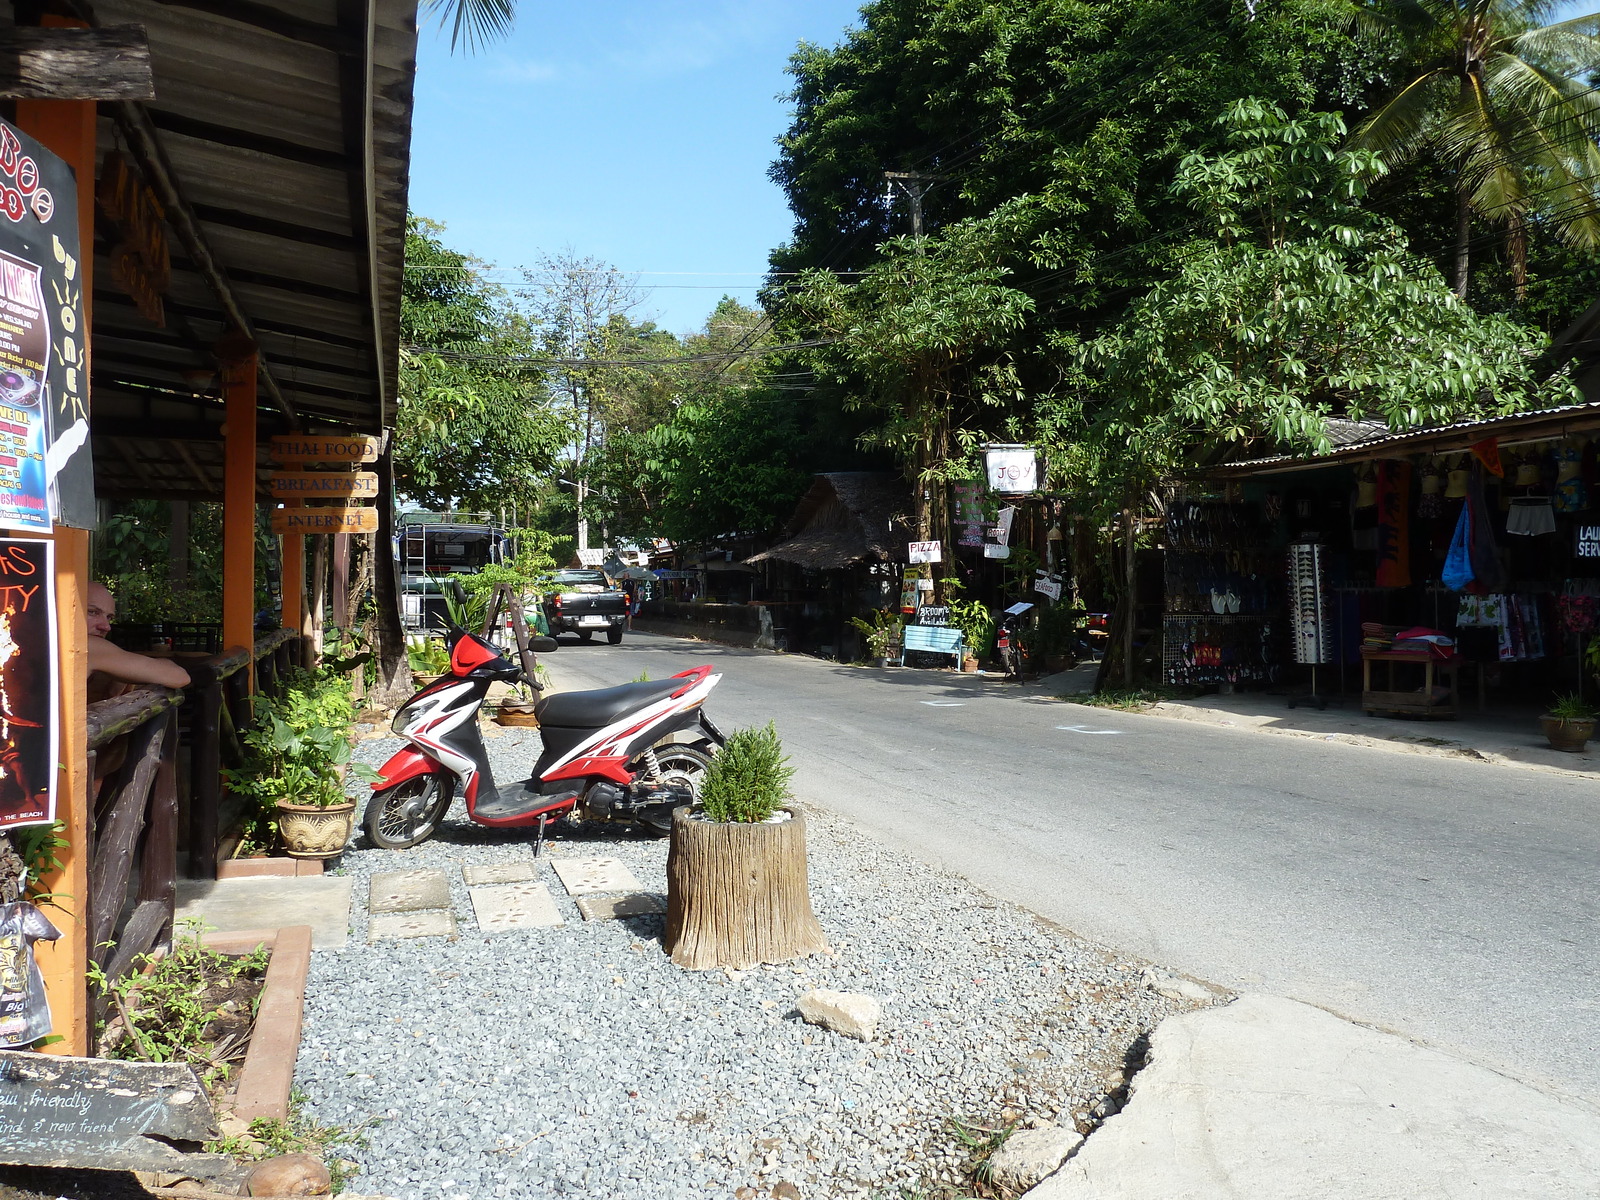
[221,341,258,687]
[309,534,327,661]
[1122,505,1136,687]
[17,49,96,1058]
[280,512,304,638]
[331,532,350,631]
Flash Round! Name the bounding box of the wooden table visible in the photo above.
[1360,648,1459,719]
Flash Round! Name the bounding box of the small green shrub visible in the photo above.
[1547,693,1599,721]
[697,722,793,824]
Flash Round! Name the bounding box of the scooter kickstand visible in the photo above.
[534,813,549,858]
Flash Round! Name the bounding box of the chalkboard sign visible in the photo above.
[916,605,950,627]
[0,1051,243,1186]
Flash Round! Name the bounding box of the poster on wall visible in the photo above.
[0,539,55,831]
[0,119,92,532]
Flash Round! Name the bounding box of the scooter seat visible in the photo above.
[535,677,683,728]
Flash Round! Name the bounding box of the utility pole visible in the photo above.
[884,171,939,247]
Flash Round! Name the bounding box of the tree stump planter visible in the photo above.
[664,805,829,970]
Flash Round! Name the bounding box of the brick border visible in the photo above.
[215,832,324,878]
[204,925,313,1123]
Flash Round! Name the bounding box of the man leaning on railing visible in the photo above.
[85,582,191,701]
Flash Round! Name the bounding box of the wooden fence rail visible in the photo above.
[82,629,301,1007]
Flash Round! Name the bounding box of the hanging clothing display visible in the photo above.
[1555,440,1587,514]
[1455,592,1547,662]
[1375,460,1411,587]
[1506,497,1557,537]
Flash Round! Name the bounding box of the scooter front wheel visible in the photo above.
[364,774,452,850]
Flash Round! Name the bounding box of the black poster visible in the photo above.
[0,120,92,531]
[0,539,55,831]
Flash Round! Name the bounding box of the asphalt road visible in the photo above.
[536,630,1600,1108]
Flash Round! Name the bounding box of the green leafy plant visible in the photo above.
[849,609,903,659]
[947,1115,1018,1193]
[944,598,995,659]
[1546,693,1599,721]
[208,1086,376,1193]
[12,821,70,909]
[226,667,377,813]
[696,722,793,824]
[406,638,452,675]
[90,919,269,1094]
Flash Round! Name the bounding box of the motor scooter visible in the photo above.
[364,621,724,851]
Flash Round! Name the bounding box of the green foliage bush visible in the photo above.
[226,667,375,815]
[697,722,793,824]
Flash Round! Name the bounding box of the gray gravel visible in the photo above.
[294,722,1215,1199]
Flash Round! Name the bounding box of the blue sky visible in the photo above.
[407,0,867,337]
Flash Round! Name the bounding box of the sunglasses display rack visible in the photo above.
[1287,542,1333,708]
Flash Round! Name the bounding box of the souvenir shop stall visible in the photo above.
[1206,403,1600,717]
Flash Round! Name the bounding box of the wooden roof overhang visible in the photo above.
[20,0,419,501]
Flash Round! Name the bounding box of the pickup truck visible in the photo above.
[543,569,628,644]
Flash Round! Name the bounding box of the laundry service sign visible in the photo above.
[1577,523,1600,559]
[0,119,91,533]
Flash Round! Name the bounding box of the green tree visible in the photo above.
[1349,0,1600,296]
[1069,99,1575,517]
[423,0,514,51]
[397,217,563,515]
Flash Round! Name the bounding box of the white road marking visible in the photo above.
[1056,724,1121,735]
[921,701,965,707]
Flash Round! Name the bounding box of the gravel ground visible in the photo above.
[295,721,1217,1200]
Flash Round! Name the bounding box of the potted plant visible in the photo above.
[227,669,377,858]
[849,610,902,667]
[1541,693,1598,753]
[946,598,994,673]
[406,638,451,686]
[664,722,828,970]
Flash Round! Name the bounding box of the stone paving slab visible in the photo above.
[462,861,538,886]
[368,910,457,942]
[176,876,352,950]
[575,892,666,922]
[549,856,644,896]
[368,869,451,913]
[468,882,564,931]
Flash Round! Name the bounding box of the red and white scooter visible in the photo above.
[365,622,723,851]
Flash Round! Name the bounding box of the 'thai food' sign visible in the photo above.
[268,435,379,464]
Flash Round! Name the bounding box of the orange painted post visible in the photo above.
[17,69,96,1057]
[281,516,304,636]
[222,345,259,686]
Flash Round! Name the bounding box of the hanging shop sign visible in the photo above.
[0,539,55,832]
[907,540,942,565]
[899,568,920,612]
[983,445,1039,495]
[917,605,950,627]
[268,471,379,500]
[1034,574,1062,601]
[268,435,380,464]
[0,120,91,533]
[271,507,378,535]
[576,548,607,567]
[983,544,1011,559]
[96,151,169,328]
[1577,524,1600,560]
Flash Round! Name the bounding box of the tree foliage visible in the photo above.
[396,217,563,515]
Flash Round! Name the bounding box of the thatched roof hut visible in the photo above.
[747,472,913,570]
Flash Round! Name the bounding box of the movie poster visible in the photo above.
[0,119,93,532]
[0,539,55,831]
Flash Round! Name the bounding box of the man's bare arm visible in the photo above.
[87,638,191,689]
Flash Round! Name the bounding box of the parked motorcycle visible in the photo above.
[364,622,724,850]
[995,602,1034,681]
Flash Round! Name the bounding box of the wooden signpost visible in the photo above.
[271,506,378,534]
[267,434,379,464]
[0,1051,247,1188]
[268,470,378,499]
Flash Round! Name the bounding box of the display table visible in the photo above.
[1360,648,1459,719]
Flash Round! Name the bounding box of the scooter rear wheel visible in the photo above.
[364,775,452,850]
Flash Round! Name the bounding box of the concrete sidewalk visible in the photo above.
[1026,995,1600,1199]
[1046,685,1600,781]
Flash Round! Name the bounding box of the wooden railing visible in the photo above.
[83,630,301,995]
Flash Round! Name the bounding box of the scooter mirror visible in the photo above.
[528,636,558,654]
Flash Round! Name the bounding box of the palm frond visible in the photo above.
[1349,69,1452,162]
[422,0,515,54]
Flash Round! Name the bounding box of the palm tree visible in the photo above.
[1350,1,1600,297]
[423,0,515,52]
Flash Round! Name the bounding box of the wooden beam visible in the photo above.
[98,292,374,352]
[17,41,97,1057]
[335,0,386,428]
[0,25,153,100]
[192,203,360,253]
[106,103,299,427]
[170,440,214,492]
[145,108,349,170]
[222,347,258,684]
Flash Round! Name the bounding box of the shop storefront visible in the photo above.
[1175,403,1600,717]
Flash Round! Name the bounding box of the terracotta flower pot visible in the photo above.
[961,655,978,673]
[1540,715,1595,753]
[275,800,357,858]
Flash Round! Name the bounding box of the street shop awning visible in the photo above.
[747,472,913,570]
[1211,401,1600,478]
[73,0,416,499]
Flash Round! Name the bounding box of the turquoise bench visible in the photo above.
[901,623,965,667]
